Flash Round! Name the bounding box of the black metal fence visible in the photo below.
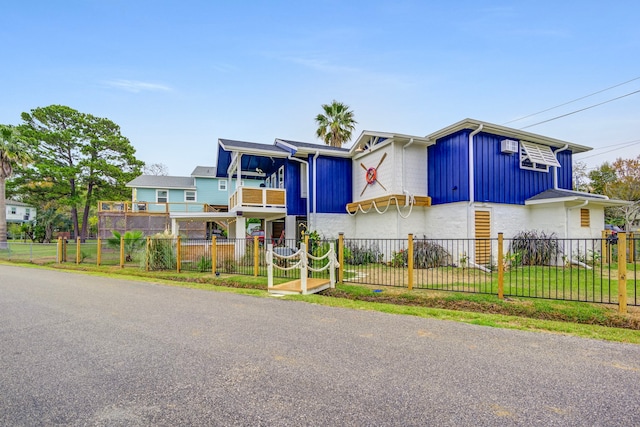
[2,234,638,308]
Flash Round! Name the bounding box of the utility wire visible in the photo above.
[519,88,640,130]
[503,76,640,125]
[577,139,640,160]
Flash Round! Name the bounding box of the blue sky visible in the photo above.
[2,0,639,175]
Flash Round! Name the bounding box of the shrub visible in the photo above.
[392,239,451,268]
[344,241,382,265]
[509,230,561,266]
[107,230,145,262]
[197,256,212,272]
[146,231,176,270]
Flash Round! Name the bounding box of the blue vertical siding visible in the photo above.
[309,155,352,214]
[429,129,574,206]
[285,160,307,216]
[428,131,470,204]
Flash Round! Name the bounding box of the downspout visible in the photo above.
[467,125,483,239]
[402,138,414,206]
[312,151,320,230]
[287,154,311,230]
[553,144,569,189]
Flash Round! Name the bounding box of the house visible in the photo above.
[209,119,625,247]
[98,166,262,238]
[99,118,625,256]
[6,200,36,224]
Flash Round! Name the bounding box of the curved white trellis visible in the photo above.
[267,242,339,294]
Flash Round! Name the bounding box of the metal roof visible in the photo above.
[426,118,592,154]
[126,175,196,189]
[525,188,628,206]
[218,138,290,156]
[275,139,350,156]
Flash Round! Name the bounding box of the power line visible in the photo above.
[577,139,640,160]
[519,88,640,130]
[503,76,640,125]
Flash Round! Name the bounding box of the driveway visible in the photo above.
[1,264,639,426]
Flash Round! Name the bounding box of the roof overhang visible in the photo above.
[349,130,434,155]
[425,118,592,154]
[525,196,630,207]
[274,139,352,158]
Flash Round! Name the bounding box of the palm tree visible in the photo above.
[0,125,31,249]
[315,100,357,148]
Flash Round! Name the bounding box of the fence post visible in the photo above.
[329,242,336,288]
[212,236,217,275]
[300,243,308,294]
[338,232,344,283]
[254,235,259,277]
[119,235,124,268]
[267,243,273,289]
[76,238,81,264]
[618,232,627,314]
[176,236,182,273]
[629,232,635,263]
[63,238,67,263]
[408,234,414,290]
[97,237,102,266]
[57,237,63,263]
[497,233,504,299]
[145,236,150,271]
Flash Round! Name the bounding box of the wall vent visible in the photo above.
[501,139,518,154]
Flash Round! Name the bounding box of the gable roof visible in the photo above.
[349,131,434,155]
[126,175,196,189]
[191,166,217,177]
[426,118,592,154]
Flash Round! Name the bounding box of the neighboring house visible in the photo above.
[6,200,36,224]
[98,166,264,238]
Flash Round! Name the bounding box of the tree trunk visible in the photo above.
[80,182,94,243]
[0,177,7,250]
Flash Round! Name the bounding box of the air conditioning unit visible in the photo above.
[501,139,519,154]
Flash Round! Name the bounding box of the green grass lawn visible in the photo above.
[3,259,639,344]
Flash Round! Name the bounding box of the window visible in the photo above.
[219,180,227,191]
[156,190,168,203]
[185,191,196,202]
[10,207,16,215]
[520,141,561,172]
[278,166,285,189]
[580,209,590,227]
[300,163,308,198]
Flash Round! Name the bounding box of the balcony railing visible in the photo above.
[229,187,286,211]
[99,201,219,214]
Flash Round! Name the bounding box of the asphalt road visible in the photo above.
[1,264,640,426]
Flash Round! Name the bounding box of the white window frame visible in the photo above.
[278,166,285,189]
[218,180,227,191]
[156,189,168,203]
[10,206,17,215]
[184,190,197,202]
[520,141,561,172]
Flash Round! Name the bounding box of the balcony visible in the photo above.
[229,187,286,217]
[99,201,219,214]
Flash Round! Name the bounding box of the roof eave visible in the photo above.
[426,118,592,154]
